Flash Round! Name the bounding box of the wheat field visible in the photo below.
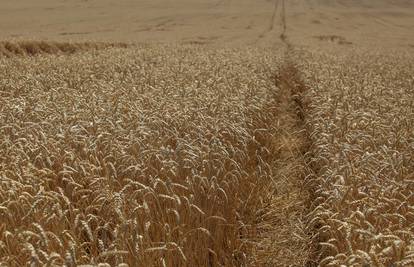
[295,47,414,266]
[1,0,414,266]
[0,45,312,266]
[1,43,414,267]
[0,41,128,57]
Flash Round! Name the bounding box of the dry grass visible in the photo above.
[295,48,414,266]
[0,45,311,266]
[0,41,128,57]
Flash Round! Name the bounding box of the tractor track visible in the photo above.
[271,0,320,265]
[269,0,280,31]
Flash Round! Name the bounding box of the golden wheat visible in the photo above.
[0,44,311,266]
[295,47,414,266]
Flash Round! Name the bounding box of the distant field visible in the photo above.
[0,0,413,48]
[1,0,414,266]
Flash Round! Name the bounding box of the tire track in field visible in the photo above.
[269,0,280,31]
[280,0,288,43]
[256,2,314,260]
[276,56,319,267]
[274,1,319,266]
[256,0,287,45]
[255,0,279,42]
